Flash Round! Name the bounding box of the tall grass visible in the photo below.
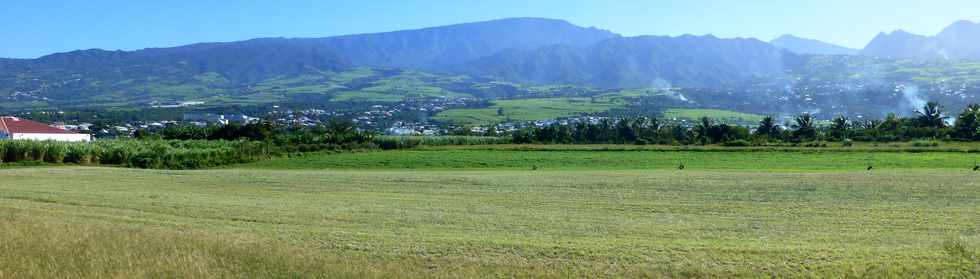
[0,137,511,169]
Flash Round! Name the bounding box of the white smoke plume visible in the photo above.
[899,84,927,113]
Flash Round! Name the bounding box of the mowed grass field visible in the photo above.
[1,148,979,278]
[246,147,980,171]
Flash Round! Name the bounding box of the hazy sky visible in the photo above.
[2,0,978,58]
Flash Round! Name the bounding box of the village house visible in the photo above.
[0,116,92,142]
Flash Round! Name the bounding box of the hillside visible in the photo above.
[457,35,794,88]
[318,17,620,70]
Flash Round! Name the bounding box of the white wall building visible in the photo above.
[0,116,92,142]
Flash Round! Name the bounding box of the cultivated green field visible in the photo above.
[663,108,766,123]
[2,148,979,278]
[434,98,619,125]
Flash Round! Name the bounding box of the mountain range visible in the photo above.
[862,20,980,59]
[318,18,619,70]
[2,17,980,110]
[457,34,792,88]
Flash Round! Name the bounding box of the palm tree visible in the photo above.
[755,115,781,139]
[792,113,817,141]
[830,116,850,141]
[860,119,882,130]
[916,102,947,128]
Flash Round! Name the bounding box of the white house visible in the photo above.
[0,116,92,142]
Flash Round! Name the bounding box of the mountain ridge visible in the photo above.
[457,34,794,88]
[770,34,858,55]
[3,17,980,102]
[315,17,620,70]
[861,20,980,59]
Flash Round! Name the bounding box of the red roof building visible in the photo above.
[0,116,92,142]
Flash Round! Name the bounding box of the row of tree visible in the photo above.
[512,102,980,144]
[135,119,374,146]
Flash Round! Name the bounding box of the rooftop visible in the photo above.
[0,116,78,134]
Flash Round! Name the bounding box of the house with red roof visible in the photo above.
[0,116,92,142]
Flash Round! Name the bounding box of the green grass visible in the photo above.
[1,166,978,277]
[330,70,470,102]
[434,98,619,125]
[664,108,766,123]
[594,88,669,103]
[244,148,980,171]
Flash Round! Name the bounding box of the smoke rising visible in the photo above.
[899,85,926,113]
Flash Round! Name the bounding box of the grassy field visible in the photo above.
[434,98,619,125]
[331,70,471,102]
[2,148,979,278]
[245,148,980,171]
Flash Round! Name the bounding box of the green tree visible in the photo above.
[615,118,638,143]
[792,113,817,142]
[484,124,498,137]
[830,116,850,141]
[754,115,781,140]
[954,104,980,140]
[693,117,713,144]
[916,102,947,128]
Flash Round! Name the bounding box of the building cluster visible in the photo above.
[182,113,259,126]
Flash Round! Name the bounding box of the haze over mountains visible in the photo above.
[862,20,980,59]
[1,17,979,100]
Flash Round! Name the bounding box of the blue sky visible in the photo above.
[2,0,977,58]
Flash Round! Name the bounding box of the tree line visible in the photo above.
[134,119,374,148]
[511,102,980,145]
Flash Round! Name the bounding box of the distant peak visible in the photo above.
[771,34,858,55]
[871,29,928,40]
[949,19,979,26]
[473,17,573,25]
[891,29,912,35]
[940,19,980,34]
[774,34,799,40]
[676,34,718,39]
